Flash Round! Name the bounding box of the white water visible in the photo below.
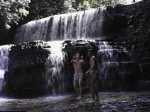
[120,0,142,5]
[44,41,65,94]
[46,41,64,67]
[0,45,11,79]
[14,8,104,91]
[0,45,11,92]
[15,8,104,42]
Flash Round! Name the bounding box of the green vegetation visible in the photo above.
[70,0,120,10]
[28,0,65,20]
[0,0,122,26]
[0,0,30,44]
[0,0,30,29]
[28,0,122,20]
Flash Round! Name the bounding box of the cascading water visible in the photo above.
[14,7,106,94]
[1,7,132,96]
[97,41,129,81]
[0,45,11,92]
[14,7,132,93]
[45,41,65,94]
[15,8,104,42]
[0,2,149,112]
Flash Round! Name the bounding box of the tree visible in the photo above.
[0,0,30,29]
[0,0,30,44]
[28,0,65,20]
[72,0,120,10]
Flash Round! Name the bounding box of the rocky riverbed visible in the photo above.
[0,92,150,112]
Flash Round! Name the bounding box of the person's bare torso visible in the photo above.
[72,59,84,74]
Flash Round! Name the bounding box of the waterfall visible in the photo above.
[14,8,130,91]
[14,7,104,93]
[97,41,129,80]
[0,45,11,92]
[15,8,104,42]
[45,41,65,94]
[0,45,11,78]
[1,7,134,95]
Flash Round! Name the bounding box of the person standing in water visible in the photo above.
[86,55,99,101]
[71,52,84,98]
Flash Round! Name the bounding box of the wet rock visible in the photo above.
[103,4,128,38]
[3,41,50,98]
[103,0,150,42]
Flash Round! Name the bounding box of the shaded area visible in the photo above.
[3,41,50,98]
[102,0,150,41]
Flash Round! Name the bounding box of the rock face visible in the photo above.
[3,41,50,98]
[101,0,150,90]
[102,0,150,41]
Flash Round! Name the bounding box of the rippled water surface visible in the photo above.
[0,92,150,112]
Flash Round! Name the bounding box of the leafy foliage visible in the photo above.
[0,0,122,27]
[28,0,122,19]
[72,0,120,10]
[0,0,30,29]
[28,0,65,20]
[0,0,30,44]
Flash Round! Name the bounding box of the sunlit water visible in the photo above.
[0,45,11,79]
[120,0,142,5]
[15,8,104,42]
[0,45,12,92]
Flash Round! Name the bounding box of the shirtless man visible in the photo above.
[86,55,99,101]
[71,52,84,98]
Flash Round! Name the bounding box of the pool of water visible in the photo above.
[0,92,150,112]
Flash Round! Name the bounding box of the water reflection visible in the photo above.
[0,95,71,111]
[0,93,150,112]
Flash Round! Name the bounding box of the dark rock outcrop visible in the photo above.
[103,0,150,41]
[3,41,50,98]
[101,1,150,91]
[102,4,128,38]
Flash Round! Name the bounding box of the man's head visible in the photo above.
[81,55,84,59]
[91,55,96,62]
[91,55,96,59]
[75,52,80,59]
